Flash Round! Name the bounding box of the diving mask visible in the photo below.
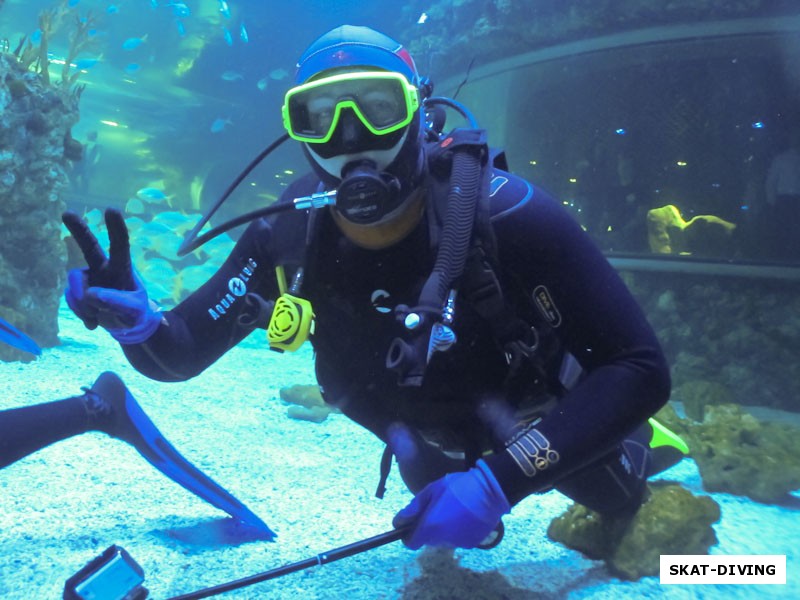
[282,71,420,144]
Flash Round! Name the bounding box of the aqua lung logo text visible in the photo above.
[208,258,257,320]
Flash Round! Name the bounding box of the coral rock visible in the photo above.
[1,54,79,361]
[674,379,733,421]
[548,483,720,580]
[688,403,800,503]
[279,384,338,422]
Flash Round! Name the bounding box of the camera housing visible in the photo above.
[63,545,148,600]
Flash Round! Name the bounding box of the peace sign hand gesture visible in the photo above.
[62,208,162,344]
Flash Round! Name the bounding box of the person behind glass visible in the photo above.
[765,126,800,261]
[61,26,687,551]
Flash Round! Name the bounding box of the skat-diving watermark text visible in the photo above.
[207,258,257,320]
[660,555,786,584]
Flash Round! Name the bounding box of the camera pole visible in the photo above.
[167,526,409,600]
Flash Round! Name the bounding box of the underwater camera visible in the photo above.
[63,545,148,600]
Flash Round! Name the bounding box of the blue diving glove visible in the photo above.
[63,208,161,344]
[392,459,511,550]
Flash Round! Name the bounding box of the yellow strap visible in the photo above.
[275,265,288,295]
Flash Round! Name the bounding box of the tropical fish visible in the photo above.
[189,175,204,210]
[417,12,428,24]
[125,63,141,74]
[240,22,249,43]
[138,256,176,281]
[83,208,105,229]
[196,232,235,263]
[218,0,231,18]
[123,216,146,236]
[221,70,244,81]
[75,57,101,69]
[122,35,147,50]
[136,187,168,202]
[256,77,268,91]
[269,68,289,80]
[106,4,119,14]
[137,258,178,303]
[223,27,233,46]
[145,281,175,307]
[175,19,186,36]
[210,117,232,133]
[175,264,220,300]
[138,222,182,256]
[166,2,191,17]
[125,197,146,215]
[151,211,196,235]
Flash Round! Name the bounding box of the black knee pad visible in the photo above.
[554,440,650,516]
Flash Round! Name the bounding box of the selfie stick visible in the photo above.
[167,526,409,600]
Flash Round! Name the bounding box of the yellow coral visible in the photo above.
[647,205,736,255]
[647,204,686,253]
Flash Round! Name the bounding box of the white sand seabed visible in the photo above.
[0,302,797,599]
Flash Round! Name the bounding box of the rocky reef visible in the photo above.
[0,1,96,361]
[687,403,800,503]
[673,379,734,421]
[0,53,80,360]
[278,384,339,423]
[650,402,800,502]
[547,482,720,580]
[624,271,800,414]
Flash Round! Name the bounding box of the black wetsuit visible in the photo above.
[122,167,670,515]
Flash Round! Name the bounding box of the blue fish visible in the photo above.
[221,70,243,81]
[175,19,186,36]
[75,57,100,69]
[223,27,233,46]
[122,35,147,50]
[136,187,168,202]
[218,0,231,18]
[210,117,232,133]
[240,22,249,43]
[31,29,42,44]
[107,4,119,14]
[167,2,191,18]
[125,63,141,74]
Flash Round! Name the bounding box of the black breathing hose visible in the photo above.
[418,148,482,307]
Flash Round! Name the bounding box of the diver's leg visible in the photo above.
[0,372,272,532]
[554,419,688,515]
[554,435,651,516]
[0,394,96,469]
[0,373,129,469]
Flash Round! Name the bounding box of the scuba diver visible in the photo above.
[61,25,687,551]
[0,316,271,535]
